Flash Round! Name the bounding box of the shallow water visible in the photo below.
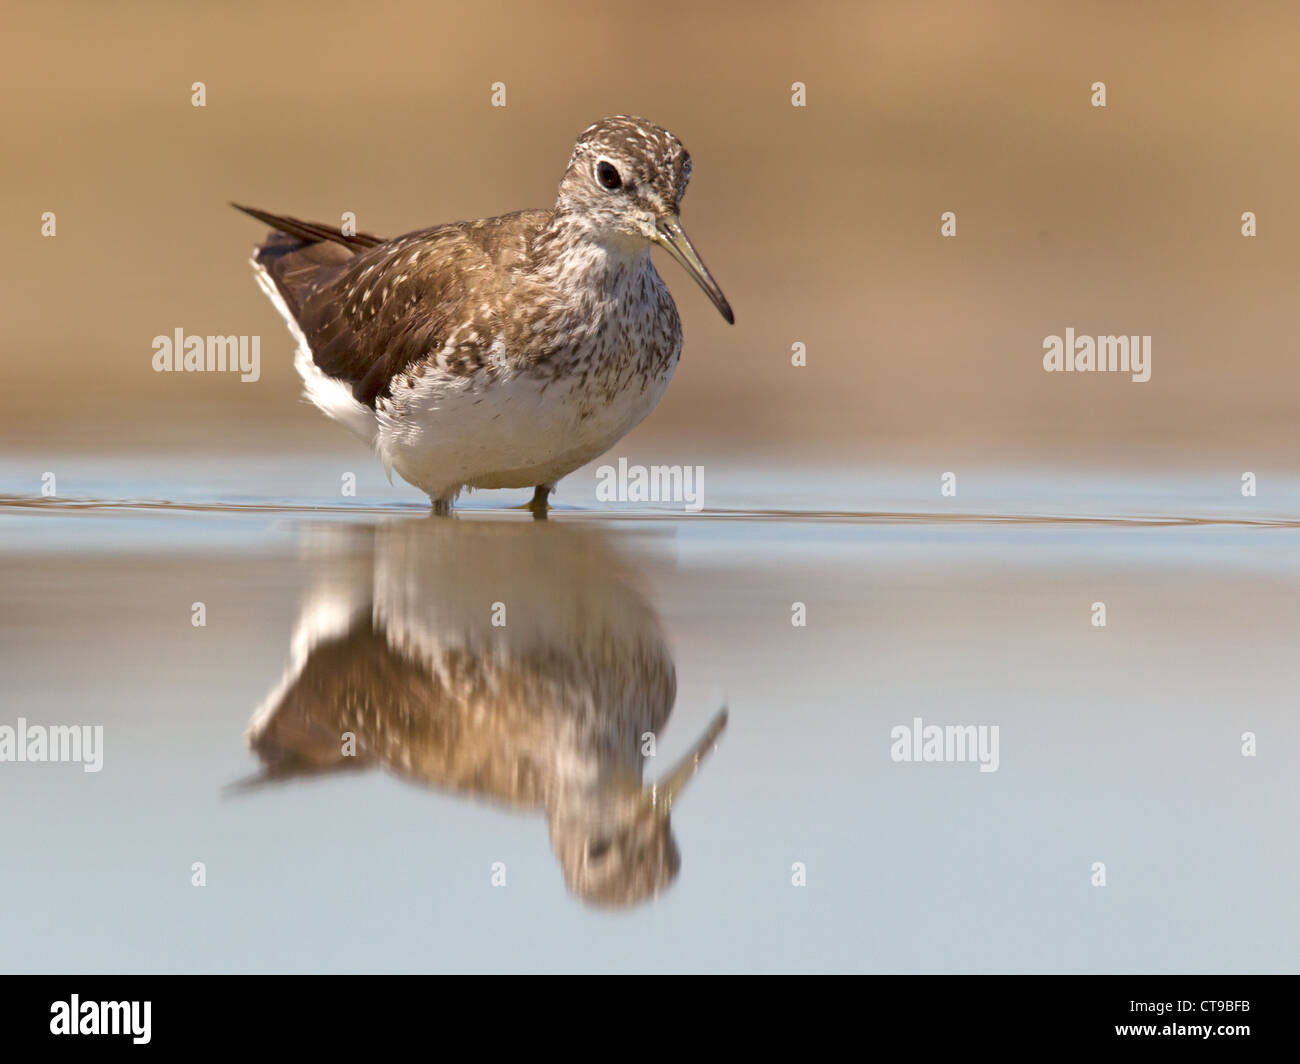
[1,462,1297,973]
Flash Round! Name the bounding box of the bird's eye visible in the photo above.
[596,161,622,191]
[587,837,613,861]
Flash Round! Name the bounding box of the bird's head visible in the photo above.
[547,708,728,908]
[556,115,734,324]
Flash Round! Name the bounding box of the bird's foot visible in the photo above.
[525,484,553,520]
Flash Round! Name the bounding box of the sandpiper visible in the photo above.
[238,519,728,907]
[235,115,733,516]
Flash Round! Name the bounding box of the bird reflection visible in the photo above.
[239,517,726,908]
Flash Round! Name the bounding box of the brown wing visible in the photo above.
[237,204,552,408]
[242,613,553,808]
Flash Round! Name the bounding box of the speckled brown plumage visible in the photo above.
[239,519,727,907]
[235,115,733,511]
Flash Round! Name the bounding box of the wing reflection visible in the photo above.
[239,518,726,908]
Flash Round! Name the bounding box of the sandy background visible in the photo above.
[4,0,1298,471]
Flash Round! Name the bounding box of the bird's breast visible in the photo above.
[378,258,683,494]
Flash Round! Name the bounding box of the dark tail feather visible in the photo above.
[230,202,386,251]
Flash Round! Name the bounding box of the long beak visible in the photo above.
[647,708,729,815]
[653,215,735,324]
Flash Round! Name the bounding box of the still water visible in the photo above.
[1,462,1296,972]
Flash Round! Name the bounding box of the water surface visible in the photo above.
[1,465,1296,973]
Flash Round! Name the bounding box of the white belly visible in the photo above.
[375,356,678,499]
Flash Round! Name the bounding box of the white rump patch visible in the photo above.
[250,255,377,446]
[247,587,365,742]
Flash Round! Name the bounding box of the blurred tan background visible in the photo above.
[4,0,1298,471]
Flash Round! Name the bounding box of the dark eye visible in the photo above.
[587,837,613,861]
[596,161,622,191]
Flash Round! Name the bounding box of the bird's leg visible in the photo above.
[430,497,453,517]
[526,484,554,520]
